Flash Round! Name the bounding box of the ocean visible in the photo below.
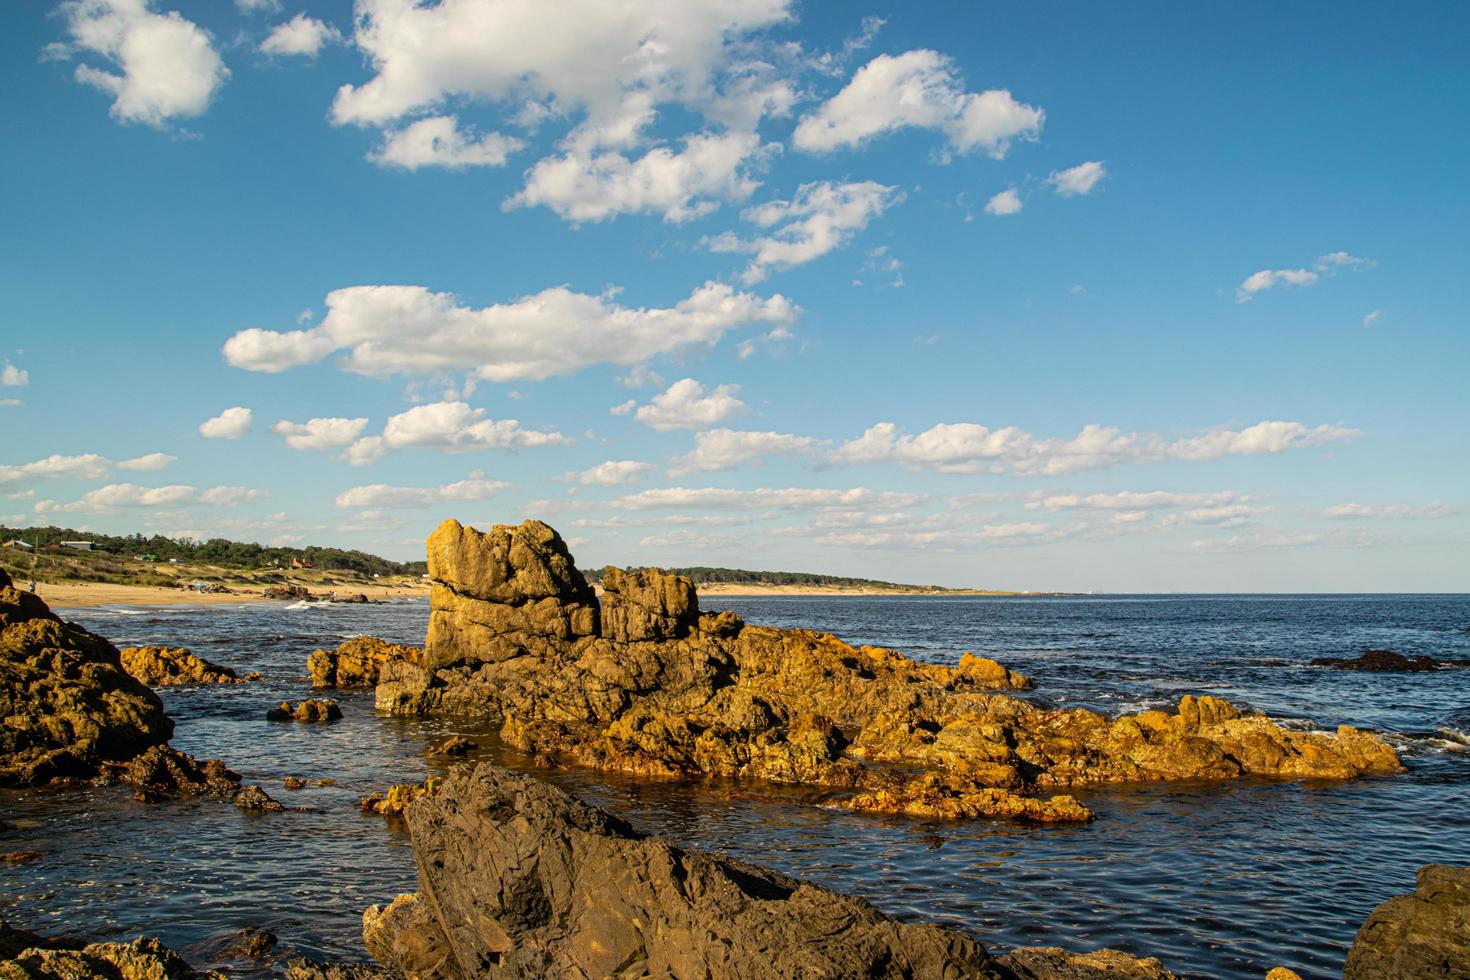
[2,593,1466,978]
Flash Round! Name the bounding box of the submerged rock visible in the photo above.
[1312,649,1470,672]
[425,735,477,757]
[373,519,1401,821]
[120,645,261,685]
[1343,864,1470,979]
[0,568,173,785]
[308,636,422,688]
[266,699,342,723]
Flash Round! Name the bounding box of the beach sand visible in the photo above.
[35,580,429,609]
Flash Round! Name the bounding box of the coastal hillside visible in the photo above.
[584,565,1017,595]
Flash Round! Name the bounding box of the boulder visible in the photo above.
[367,763,1011,978]
[359,776,440,816]
[1343,864,1470,979]
[996,946,1177,978]
[266,699,342,723]
[0,568,173,785]
[1312,649,1470,671]
[599,565,699,642]
[0,917,221,978]
[119,645,260,685]
[96,744,282,812]
[378,520,1401,823]
[308,636,422,688]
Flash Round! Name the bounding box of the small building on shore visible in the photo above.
[60,540,97,551]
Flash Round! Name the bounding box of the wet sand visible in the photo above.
[35,580,429,609]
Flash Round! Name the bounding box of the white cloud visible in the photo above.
[272,416,370,451]
[56,0,229,128]
[329,0,794,132]
[1190,529,1382,553]
[1,362,28,387]
[371,115,523,170]
[668,429,817,475]
[223,280,797,380]
[831,419,1357,475]
[1049,161,1106,196]
[506,131,767,223]
[1026,490,1252,512]
[259,13,342,58]
[0,454,112,486]
[562,460,658,486]
[633,379,745,431]
[613,486,921,511]
[116,452,176,471]
[1323,502,1455,520]
[609,399,637,417]
[815,521,1057,549]
[793,50,1043,158]
[638,529,741,550]
[343,401,567,465]
[1236,251,1373,302]
[1362,309,1383,328]
[984,187,1022,216]
[199,406,253,439]
[0,399,20,408]
[235,0,281,12]
[36,482,267,513]
[706,180,901,282]
[334,477,509,509]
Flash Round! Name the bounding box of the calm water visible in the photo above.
[2,594,1467,978]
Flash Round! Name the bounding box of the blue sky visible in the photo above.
[2,0,1466,592]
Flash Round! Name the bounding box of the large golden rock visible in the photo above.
[599,565,699,642]
[308,636,421,688]
[119,645,258,685]
[0,569,173,785]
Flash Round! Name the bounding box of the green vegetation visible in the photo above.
[0,524,425,587]
[585,565,983,593]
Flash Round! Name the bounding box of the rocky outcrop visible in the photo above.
[359,776,440,816]
[996,947,1177,978]
[120,645,261,685]
[308,636,422,688]
[96,744,282,811]
[0,568,173,785]
[0,917,220,978]
[267,699,342,722]
[1312,649,1470,671]
[1343,864,1470,979]
[374,520,1400,822]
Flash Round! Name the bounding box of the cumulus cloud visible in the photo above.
[334,477,509,509]
[814,521,1058,549]
[223,280,796,380]
[984,188,1022,216]
[668,429,817,475]
[1236,251,1373,302]
[199,406,253,439]
[561,460,658,486]
[506,131,767,223]
[831,419,1358,475]
[0,454,112,486]
[1323,502,1455,520]
[793,50,1042,158]
[1190,529,1382,553]
[328,0,793,133]
[54,0,229,128]
[1,362,28,387]
[371,115,523,170]
[638,529,741,550]
[271,416,369,451]
[1025,490,1252,512]
[36,482,266,513]
[259,13,342,57]
[343,401,567,465]
[1049,161,1106,196]
[116,452,176,471]
[632,379,745,431]
[705,180,901,282]
[613,486,921,511]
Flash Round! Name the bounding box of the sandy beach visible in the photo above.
[36,580,430,609]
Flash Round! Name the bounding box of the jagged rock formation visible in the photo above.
[267,699,342,722]
[309,636,423,688]
[0,568,173,785]
[1312,649,1470,671]
[374,520,1400,821]
[359,776,440,816]
[996,947,1177,978]
[1343,864,1470,979]
[120,645,260,685]
[96,744,282,811]
[355,763,1178,979]
[0,916,220,978]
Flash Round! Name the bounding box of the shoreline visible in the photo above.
[34,580,430,609]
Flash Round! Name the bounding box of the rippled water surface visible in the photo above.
[2,594,1467,978]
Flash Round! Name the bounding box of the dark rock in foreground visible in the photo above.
[1343,864,1470,979]
[1312,649,1470,672]
[0,916,220,978]
[0,568,173,785]
[357,762,1174,979]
